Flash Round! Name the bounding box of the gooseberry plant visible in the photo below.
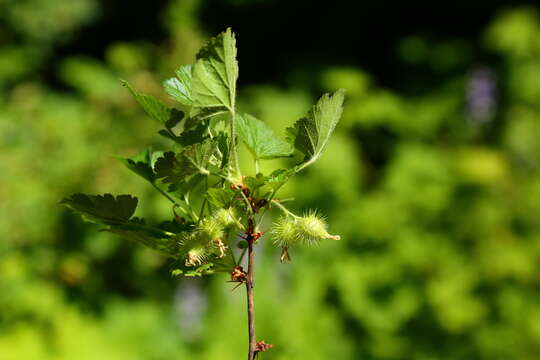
[61,28,344,360]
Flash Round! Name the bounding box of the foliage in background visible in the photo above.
[3,2,540,359]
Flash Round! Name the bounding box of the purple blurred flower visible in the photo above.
[175,280,207,340]
[466,67,497,123]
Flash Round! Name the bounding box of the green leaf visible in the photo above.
[155,151,186,184]
[265,168,294,191]
[211,255,236,273]
[171,259,217,277]
[177,122,208,146]
[151,151,165,167]
[172,256,233,277]
[107,221,182,258]
[122,80,172,124]
[247,169,295,200]
[243,173,273,199]
[244,174,267,192]
[183,263,215,277]
[171,269,183,276]
[163,65,193,105]
[187,108,229,129]
[157,111,208,146]
[237,113,294,160]
[157,109,183,142]
[191,28,238,120]
[182,140,217,175]
[122,149,159,184]
[216,132,230,168]
[60,194,137,225]
[240,170,294,200]
[206,188,235,208]
[165,109,185,129]
[288,89,345,170]
[155,140,216,184]
[157,220,193,234]
[168,174,206,199]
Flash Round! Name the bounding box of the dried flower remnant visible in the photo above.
[255,340,273,357]
[213,238,227,258]
[230,265,248,283]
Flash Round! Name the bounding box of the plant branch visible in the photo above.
[246,218,257,360]
[230,109,241,177]
[238,246,247,265]
[151,183,177,204]
[271,199,298,218]
[196,177,209,225]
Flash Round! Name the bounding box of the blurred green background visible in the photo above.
[3,1,540,359]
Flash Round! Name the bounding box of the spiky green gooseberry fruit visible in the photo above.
[297,211,340,245]
[271,216,299,247]
[178,233,209,267]
[198,215,235,258]
[272,212,340,248]
[198,217,225,242]
[214,207,242,229]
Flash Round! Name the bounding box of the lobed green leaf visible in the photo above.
[288,89,345,170]
[122,148,163,184]
[191,28,238,122]
[122,80,172,124]
[155,151,186,184]
[182,139,217,175]
[237,113,294,160]
[155,140,217,185]
[106,221,181,258]
[265,168,294,191]
[163,64,193,105]
[206,188,235,208]
[60,193,138,225]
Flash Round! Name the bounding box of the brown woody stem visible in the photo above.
[246,218,256,360]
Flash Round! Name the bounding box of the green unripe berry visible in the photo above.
[179,233,209,267]
[198,217,225,242]
[214,207,242,229]
[271,212,340,248]
[297,212,340,246]
[271,216,300,247]
[185,247,208,267]
[237,240,249,249]
[197,213,240,259]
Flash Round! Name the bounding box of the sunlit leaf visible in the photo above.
[288,89,345,170]
[155,140,216,184]
[265,168,294,191]
[122,80,172,124]
[191,28,238,121]
[206,188,235,208]
[237,113,293,160]
[182,139,217,175]
[122,148,160,184]
[163,64,193,105]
